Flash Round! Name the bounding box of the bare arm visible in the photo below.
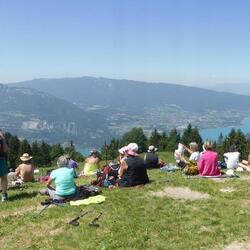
[181,144,192,155]
[46,177,55,190]
[15,166,21,177]
[118,160,128,178]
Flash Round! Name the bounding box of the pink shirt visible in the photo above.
[198,150,221,176]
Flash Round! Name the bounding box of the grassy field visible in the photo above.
[1,152,250,249]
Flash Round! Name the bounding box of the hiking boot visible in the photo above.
[1,193,8,202]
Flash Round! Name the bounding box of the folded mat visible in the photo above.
[70,195,106,206]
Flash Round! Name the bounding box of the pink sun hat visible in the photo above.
[118,146,129,155]
[127,143,139,156]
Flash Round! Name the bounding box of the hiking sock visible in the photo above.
[1,193,8,202]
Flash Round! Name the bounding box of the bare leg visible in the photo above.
[242,160,248,165]
[238,163,250,172]
[1,175,8,194]
[248,154,250,165]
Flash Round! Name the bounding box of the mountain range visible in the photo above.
[4,77,250,147]
[0,83,109,147]
[204,83,250,95]
[9,77,250,113]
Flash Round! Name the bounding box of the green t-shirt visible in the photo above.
[50,167,76,196]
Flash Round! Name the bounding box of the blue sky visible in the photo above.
[1,0,250,85]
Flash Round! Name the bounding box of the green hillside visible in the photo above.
[1,153,250,249]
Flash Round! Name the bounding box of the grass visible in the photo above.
[1,152,250,249]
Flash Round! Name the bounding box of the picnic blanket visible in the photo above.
[185,174,239,179]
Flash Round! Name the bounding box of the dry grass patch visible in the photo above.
[220,187,236,193]
[0,205,40,219]
[150,187,210,200]
[240,199,250,206]
[239,176,250,181]
[210,178,228,183]
[49,226,64,236]
[224,241,250,250]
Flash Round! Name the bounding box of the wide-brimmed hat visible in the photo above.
[148,145,157,152]
[118,146,129,155]
[20,153,33,161]
[127,143,139,156]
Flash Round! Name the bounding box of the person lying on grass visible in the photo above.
[40,155,77,200]
[198,140,221,177]
[118,143,149,187]
[238,153,250,171]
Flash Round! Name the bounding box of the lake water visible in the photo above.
[80,148,92,156]
[200,117,250,140]
[79,117,250,154]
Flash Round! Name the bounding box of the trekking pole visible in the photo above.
[68,210,89,226]
[89,212,103,227]
[36,199,64,217]
[37,203,51,216]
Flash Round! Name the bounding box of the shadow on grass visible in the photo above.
[7,185,30,191]
[9,191,38,201]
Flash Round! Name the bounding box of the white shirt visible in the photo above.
[189,151,200,161]
[224,152,240,169]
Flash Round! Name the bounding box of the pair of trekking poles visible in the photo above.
[68,210,103,227]
[37,200,102,227]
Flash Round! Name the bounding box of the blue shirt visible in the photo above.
[50,167,76,196]
[68,159,78,169]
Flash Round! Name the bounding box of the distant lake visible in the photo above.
[200,117,250,141]
[79,147,101,156]
[80,148,91,157]
[79,117,250,155]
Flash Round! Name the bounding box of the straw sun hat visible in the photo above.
[20,153,33,161]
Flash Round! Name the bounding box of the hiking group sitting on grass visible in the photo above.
[38,143,149,201]
[92,143,150,188]
[3,128,250,202]
[174,140,249,177]
[175,140,223,176]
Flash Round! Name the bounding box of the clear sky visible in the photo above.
[1,0,250,85]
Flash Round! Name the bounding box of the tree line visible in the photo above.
[4,124,250,169]
[4,133,84,169]
[101,125,250,161]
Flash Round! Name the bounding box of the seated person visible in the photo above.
[198,141,221,177]
[40,155,76,200]
[119,143,149,187]
[65,155,79,178]
[118,146,128,163]
[144,145,159,169]
[174,143,185,167]
[223,145,240,169]
[176,142,200,168]
[15,153,34,182]
[238,153,250,171]
[82,150,100,176]
[183,142,200,161]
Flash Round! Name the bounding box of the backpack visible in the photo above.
[183,160,198,175]
[91,161,120,187]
